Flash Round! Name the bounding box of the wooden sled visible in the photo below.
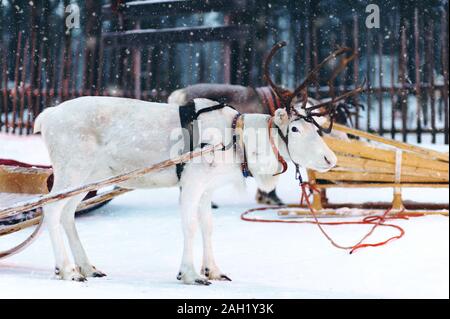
[0,159,127,237]
[282,124,449,217]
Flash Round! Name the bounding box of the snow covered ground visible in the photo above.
[0,133,448,299]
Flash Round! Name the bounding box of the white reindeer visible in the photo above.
[34,95,337,284]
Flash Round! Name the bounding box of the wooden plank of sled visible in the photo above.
[304,201,448,210]
[314,171,448,183]
[326,138,449,172]
[0,165,51,194]
[324,137,449,172]
[332,123,449,162]
[277,209,343,217]
[278,209,448,217]
[335,155,449,180]
[313,182,448,188]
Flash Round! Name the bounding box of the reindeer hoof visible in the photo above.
[80,265,107,278]
[220,274,232,281]
[92,270,107,278]
[56,265,86,282]
[177,270,211,285]
[256,189,284,205]
[72,275,87,282]
[90,266,107,278]
[202,267,232,281]
[195,279,212,286]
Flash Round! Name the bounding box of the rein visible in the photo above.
[299,182,406,253]
[241,172,411,253]
[267,117,288,176]
[240,197,411,254]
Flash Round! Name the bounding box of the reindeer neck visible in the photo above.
[240,114,290,177]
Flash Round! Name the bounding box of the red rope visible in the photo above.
[0,158,51,169]
[241,183,423,254]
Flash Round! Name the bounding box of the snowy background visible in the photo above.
[0,133,448,299]
[0,0,448,299]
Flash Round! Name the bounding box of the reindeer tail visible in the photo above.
[33,107,56,134]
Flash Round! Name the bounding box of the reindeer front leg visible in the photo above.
[198,191,231,281]
[177,185,211,285]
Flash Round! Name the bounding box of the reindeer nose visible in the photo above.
[324,156,332,166]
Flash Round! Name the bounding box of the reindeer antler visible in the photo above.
[263,41,293,112]
[303,79,366,134]
[263,42,366,134]
[291,46,353,99]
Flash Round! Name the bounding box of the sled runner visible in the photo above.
[0,144,222,260]
[0,159,122,237]
[282,123,449,217]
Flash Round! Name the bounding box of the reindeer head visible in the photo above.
[263,42,365,172]
[271,105,337,172]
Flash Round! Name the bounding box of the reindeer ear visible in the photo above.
[273,108,289,128]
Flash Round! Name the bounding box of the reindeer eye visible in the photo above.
[291,126,299,133]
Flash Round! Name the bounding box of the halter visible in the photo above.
[231,113,252,178]
[267,117,288,176]
[267,114,308,184]
[230,113,291,179]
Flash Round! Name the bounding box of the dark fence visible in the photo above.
[0,0,449,145]
[0,0,102,135]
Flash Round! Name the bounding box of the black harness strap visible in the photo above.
[176,101,197,180]
[195,103,236,118]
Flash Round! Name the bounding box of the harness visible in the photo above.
[176,101,288,180]
[231,114,251,178]
[177,101,244,179]
[177,101,198,179]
